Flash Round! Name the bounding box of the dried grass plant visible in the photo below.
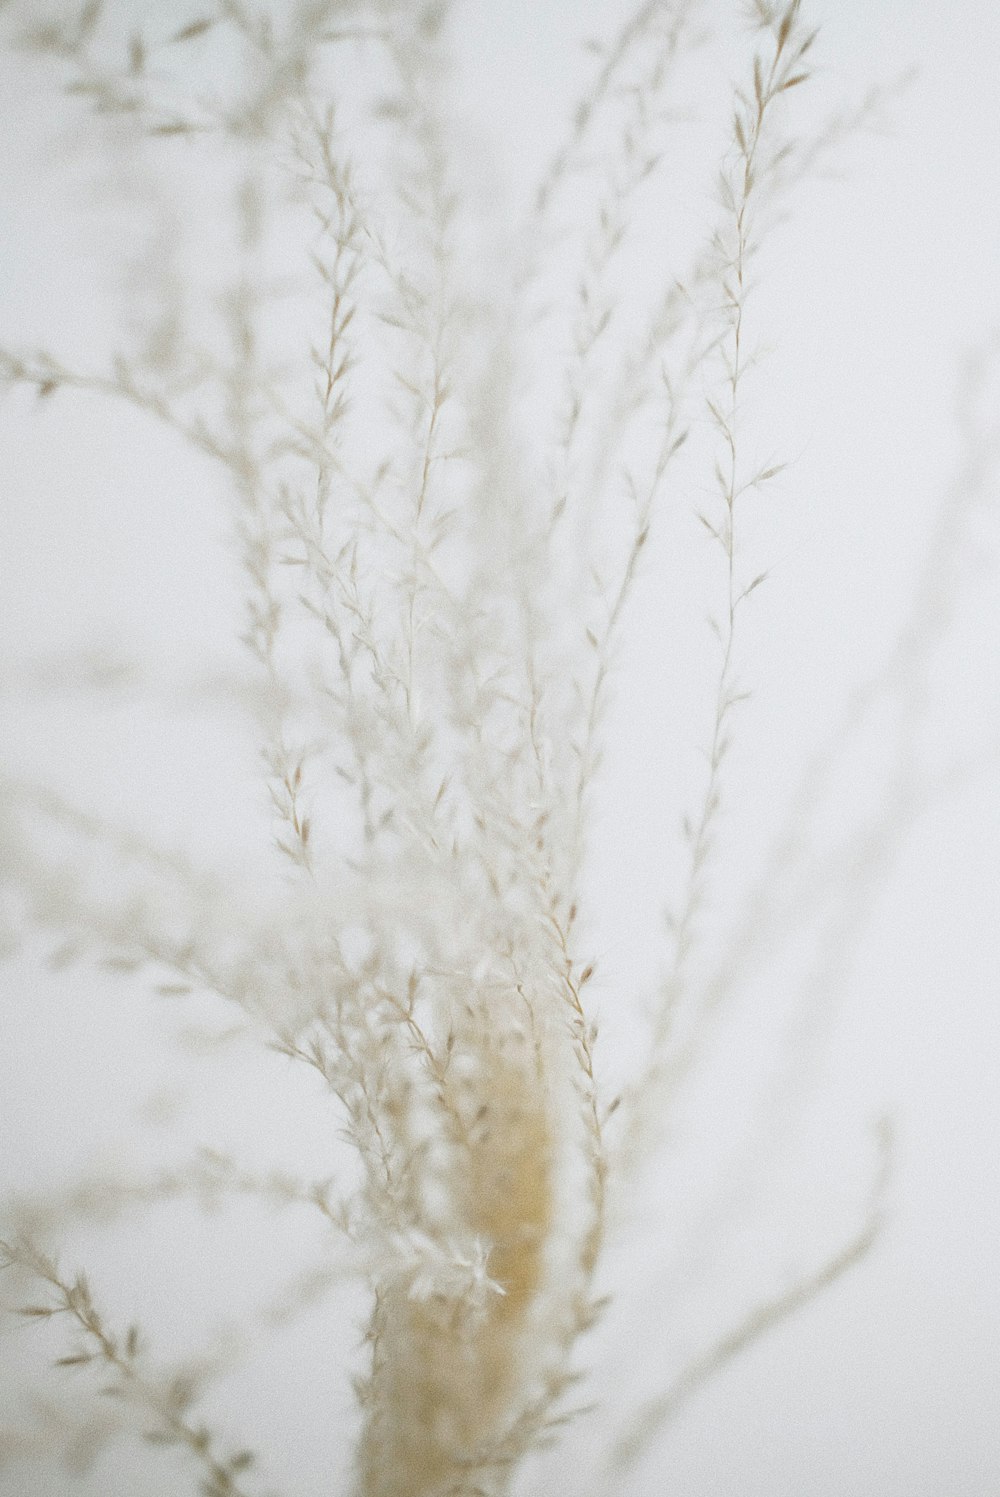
[0,2,996,1495]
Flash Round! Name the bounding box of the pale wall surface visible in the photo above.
[1,3,998,1495]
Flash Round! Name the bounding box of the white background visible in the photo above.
[1,2,999,1495]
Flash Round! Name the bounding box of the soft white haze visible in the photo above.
[1,2,998,1495]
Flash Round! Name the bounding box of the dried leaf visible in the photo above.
[743,571,769,598]
[171,18,214,43]
[77,0,103,42]
[756,462,787,483]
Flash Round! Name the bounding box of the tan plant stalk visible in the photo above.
[2,3,986,1495]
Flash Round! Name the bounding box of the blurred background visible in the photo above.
[1,2,998,1494]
